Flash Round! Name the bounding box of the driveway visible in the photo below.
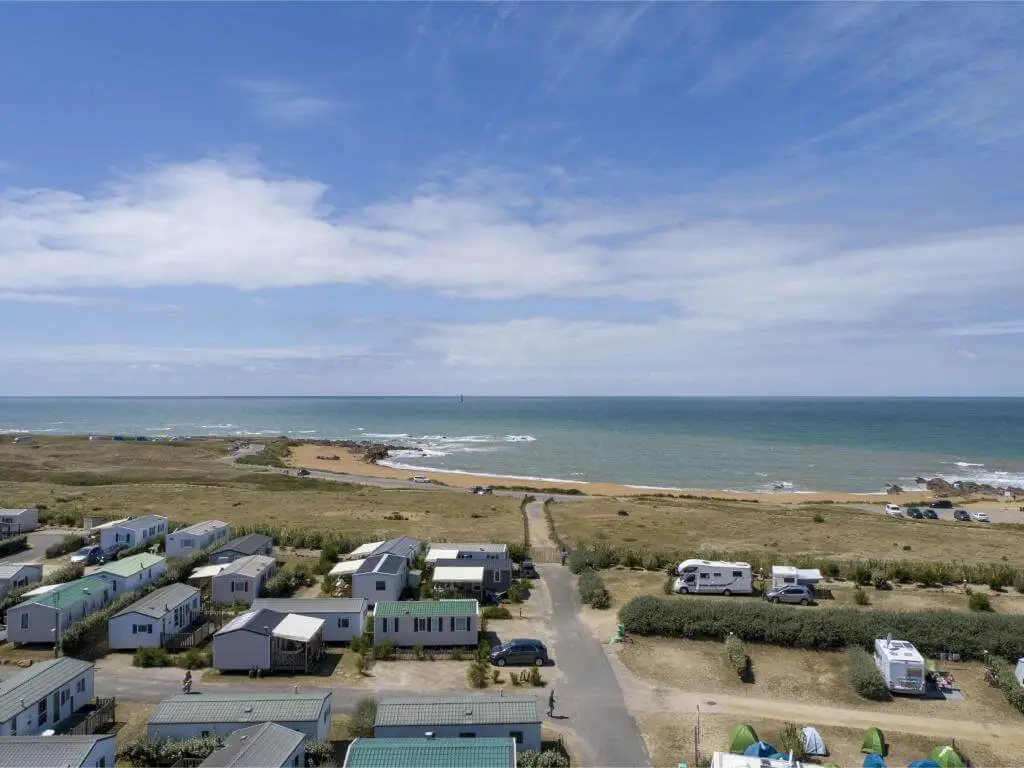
[0,530,75,564]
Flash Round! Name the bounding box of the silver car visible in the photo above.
[764,585,814,605]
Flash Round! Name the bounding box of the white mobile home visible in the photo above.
[674,559,753,595]
[199,722,306,768]
[374,694,541,751]
[0,563,43,599]
[352,554,408,606]
[108,583,202,650]
[211,555,276,605]
[0,658,95,736]
[212,534,274,564]
[97,515,167,551]
[7,574,116,645]
[0,735,115,768]
[148,691,332,741]
[95,553,167,594]
[0,508,39,535]
[343,537,421,566]
[373,599,479,648]
[874,636,926,695]
[167,520,230,558]
[251,598,367,643]
[212,609,325,673]
[427,543,512,594]
[771,566,823,590]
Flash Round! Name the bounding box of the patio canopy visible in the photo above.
[329,559,365,577]
[344,542,382,560]
[426,548,459,563]
[433,565,484,583]
[189,564,226,581]
[272,614,325,643]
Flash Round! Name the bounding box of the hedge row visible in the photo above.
[990,658,1024,714]
[45,534,85,559]
[116,534,166,560]
[846,647,890,701]
[724,635,749,680]
[117,736,219,767]
[618,595,1024,661]
[232,523,367,552]
[0,564,84,623]
[0,535,28,558]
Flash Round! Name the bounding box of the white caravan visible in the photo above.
[674,559,753,595]
[874,635,926,695]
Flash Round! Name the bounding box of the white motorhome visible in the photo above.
[874,635,926,695]
[674,559,753,595]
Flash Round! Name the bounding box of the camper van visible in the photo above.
[874,635,926,695]
[674,559,753,595]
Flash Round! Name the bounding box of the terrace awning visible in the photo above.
[433,565,484,583]
[272,614,324,643]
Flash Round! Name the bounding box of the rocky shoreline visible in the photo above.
[912,477,1023,498]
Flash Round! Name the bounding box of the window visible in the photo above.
[458,732,476,738]
[293,757,300,767]
[712,572,722,578]
[394,618,399,632]
[60,689,68,705]
[132,625,138,635]
[340,617,350,628]
[9,716,16,735]
[201,730,211,738]
[416,618,429,632]
[76,679,85,693]
[375,580,386,591]
[454,617,468,631]
[510,731,524,744]
[732,571,743,578]
[97,758,105,768]
[37,699,47,725]
[381,618,388,632]
[20,613,28,629]
[699,573,709,580]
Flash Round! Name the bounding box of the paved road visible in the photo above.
[542,564,650,767]
[0,531,73,565]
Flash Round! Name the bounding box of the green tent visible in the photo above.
[931,746,965,768]
[861,727,886,755]
[728,724,759,754]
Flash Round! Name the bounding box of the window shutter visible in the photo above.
[382,618,388,633]
[132,625,137,635]
[450,616,455,632]
[413,619,418,633]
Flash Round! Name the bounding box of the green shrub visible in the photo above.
[518,750,570,768]
[853,564,872,586]
[482,605,512,619]
[724,635,749,681]
[847,647,891,701]
[260,565,314,598]
[528,664,544,686]
[969,593,993,612]
[1015,577,1024,595]
[618,595,1024,660]
[642,552,663,571]
[988,575,1006,592]
[467,657,490,688]
[507,541,530,563]
[778,722,808,760]
[349,698,378,738]
[303,739,338,767]
[812,515,825,523]
[133,647,171,668]
[117,736,219,767]
[44,534,83,559]
[854,587,870,605]
[117,534,166,560]
[989,658,1024,714]
[176,647,211,669]
[578,568,610,609]
[566,549,588,574]
[374,639,395,661]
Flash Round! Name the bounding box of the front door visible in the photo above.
[52,693,59,723]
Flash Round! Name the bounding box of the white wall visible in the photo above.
[352,568,406,607]
[211,565,275,605]
[167,524,230,558]
[99,517,167,550]
[108,592,202,650]
[212,630,272,671]
[374,722,540,752]
[0,565,43,598]
[83,737,117,768]
[8,585,113,645]
[104,560,167,596]
[0,668,94,736]
[373,612,477,648]
[0,508,38,533]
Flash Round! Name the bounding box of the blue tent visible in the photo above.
[743,742,778,757]
[864,754,888,768]
[908,761,941,768]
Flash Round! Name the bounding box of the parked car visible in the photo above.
[884,504,903,517]
[953,509,970,521]
[929,500,954,509]
[971,511,991,522]
[923,508,939,519]
[70,545,103,565]
[907,507,924,519]
[489,638,549,667]
[763,585,815,606]
[519,560,538,578]
[297,468,310,476]
[411,475,430,484]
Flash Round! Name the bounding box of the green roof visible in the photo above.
[375,694,540,727]
[18,574,114,610]
[96,553,164,578]
[149,692,329,725]
[344,738,515,768]
[374,600,478,618]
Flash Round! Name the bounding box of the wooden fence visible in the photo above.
[64,697,115,736]
[165,621,215,652]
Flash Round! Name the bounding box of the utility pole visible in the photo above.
[695,704,701,767]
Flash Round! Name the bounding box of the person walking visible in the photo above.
[547,689,557,717]
[560,550,567,566]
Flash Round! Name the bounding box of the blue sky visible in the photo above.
[1,2,1023,396]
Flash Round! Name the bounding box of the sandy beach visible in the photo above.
[285,443,995,505]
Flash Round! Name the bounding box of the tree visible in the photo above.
[349,698,378,738]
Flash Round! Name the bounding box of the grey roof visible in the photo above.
[252,597,366,614]
[217,533,273,556]
[0,735,114,767]
[435,542,508,554]
[375,536,420,559]
[0,658,94,722]
[112,582,200,620]
[173,519,229,536]
[375,694,541,728]
[149,692,330,725]
[216,608,286,635]
[216,554,275,578]
[0,563,41,580]
[356,553,406,576]
[200,722,305,767]
[117,514,166,530]
[0,508,34,517]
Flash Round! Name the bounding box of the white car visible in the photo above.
[884,504,903,517]
[971,511,990,522]
[411,475,430,484]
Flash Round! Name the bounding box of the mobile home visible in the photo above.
[874,636,926,695]
[374,694,541,751]
[0,563,43,599]
[211,555,276,606]
[148,692,332,741]
[0,735,115,768]
[674,559,753,595]
[7,574,116,645]
[97,515,167,551]
[373,599,479,648]
[108,583,202,650]
[0,508,39,535]
[0,658,95,736]
[95,553,167,594]
[167,520,230,558]
[351,554,408,607]
[251,598,367,643]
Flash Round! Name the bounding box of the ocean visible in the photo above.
[2,397,1023,493]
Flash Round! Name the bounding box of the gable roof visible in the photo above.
[374,536,420,559]
[0,508,35,517]
[172,520,229,537]
[355,553,405,577]
[96,553,165,578]
[0,563,41,580]
[344,738,515,768]
[149,692,329,725]
[114,514,166,530]
[16,574,115,610]
[216,608,286,636]
[252,598,366,614]
[113,583,200,620]
[215,554,275,578]
[374,600,478,619]
[0,735,114,767]
[0,658,94,722]
[199,722,305,768]
[216,533,273,556]
[375,694,540,727]
[432,542,508,554]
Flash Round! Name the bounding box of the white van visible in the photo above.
[674,559,753,595]
[874,635,925,695]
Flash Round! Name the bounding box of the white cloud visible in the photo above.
[0,344,392,365]
[0,292,100,305]
[231,77,336,125]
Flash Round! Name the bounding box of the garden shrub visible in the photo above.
[44,534,84,559]
[578,569,610,609]
[482,605,512,619]
[349,698,378,738]
[618,595,1024,660]
[724,635,750,681]
[304,739,338,767]
[507,541,530,563]
[990,658,1024,714]
[847,647,891,701]
[133,647,171,667]
[778,722,808,759]
[117,736,219,767]
[518,750,570,768]
[854,587,870,605]
[969,593,993,612]
[374,639,395,661]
